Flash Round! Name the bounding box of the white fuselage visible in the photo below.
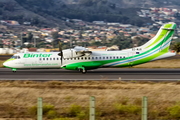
[3,50,139,69]
[3,49,175,70]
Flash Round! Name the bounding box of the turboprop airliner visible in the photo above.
[3,22,177,73]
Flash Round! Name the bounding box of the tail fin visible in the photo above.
[140,22,176,52]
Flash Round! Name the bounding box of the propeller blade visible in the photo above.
[58,41,63,65]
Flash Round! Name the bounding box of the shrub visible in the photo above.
[114,103,141,115]
[168,105,180,118]
[28,104,57,118]
[114,103,128,114]
[47,110,58,119]
[76,111,87,120]
[128,105,141,115]
[68,104,82,117]
[53,118,70,120]
[43,104,55,114]
[67,104,88,119]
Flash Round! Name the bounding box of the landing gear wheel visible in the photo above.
[78,68,87,74]
[81,69,87,74]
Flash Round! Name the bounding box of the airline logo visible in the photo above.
[23,53,52,58]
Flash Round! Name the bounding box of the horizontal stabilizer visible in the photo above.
[162,28,174,30]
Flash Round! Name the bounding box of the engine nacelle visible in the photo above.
[62,49,78,58]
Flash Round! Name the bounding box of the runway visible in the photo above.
[0,68,180,81]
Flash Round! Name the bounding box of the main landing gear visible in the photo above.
[77,66,87,74]
[12,68,17,73]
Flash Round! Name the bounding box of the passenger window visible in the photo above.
[50,58,52,60]
[43,58,45,60]
[46,58,48,60]
[81,57,83,60]
[53,58,55,60]
[39,58,42,61]
[92,57,94,59]
[57,58,59,60]
[106,57,108,59]
[96,57,98,59]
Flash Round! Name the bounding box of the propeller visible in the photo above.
[58,41,63,65]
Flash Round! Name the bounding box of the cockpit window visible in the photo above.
[11,56,15,59]
[11,56,21,59]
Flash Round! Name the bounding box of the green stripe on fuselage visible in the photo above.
[119,46,169,67]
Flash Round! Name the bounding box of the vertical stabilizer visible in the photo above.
[140,22,176,52]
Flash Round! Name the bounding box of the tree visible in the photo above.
[51,31,59,48]
[27,32,33,42]
[171,42,180,53]
[51,32,59,40]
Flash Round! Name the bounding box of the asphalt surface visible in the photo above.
[1,68,180,81]
[0,55,12,60]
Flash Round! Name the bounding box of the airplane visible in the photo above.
[3,22,177,73]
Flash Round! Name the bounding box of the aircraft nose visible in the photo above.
[3,60,11,68]
[3,61,8,67]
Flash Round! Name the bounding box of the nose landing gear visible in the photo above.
[12,68,17,73]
